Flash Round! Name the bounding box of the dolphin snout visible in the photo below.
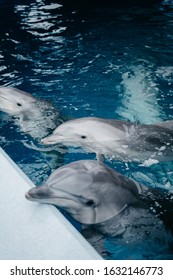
[41,134,65,145]
[25,191,32,200]
[41,135,58,145]
[25,185,50,201]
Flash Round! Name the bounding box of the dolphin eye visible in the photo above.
[17,103,22,107]
[85,199,95,207]
[81,135,87,139]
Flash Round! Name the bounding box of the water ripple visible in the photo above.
[14,2,65,41]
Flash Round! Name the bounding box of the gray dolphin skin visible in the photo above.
[25,160,173,231]
[25,160,146,224]
[0,87,64,139]
[41,117,173,163]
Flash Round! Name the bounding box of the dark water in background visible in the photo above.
[0,0,173,259]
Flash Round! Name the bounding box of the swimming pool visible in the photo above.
[0,0,173,259]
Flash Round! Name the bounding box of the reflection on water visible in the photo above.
[116,62,164,123]
[0,0,173,259]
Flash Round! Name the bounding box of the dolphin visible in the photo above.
[25,160,147,224]
[0,87,64,139]
[41,117,173,163]
[25,160,173,251]
[25,160,173,225]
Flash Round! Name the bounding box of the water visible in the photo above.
[0,0,173,259]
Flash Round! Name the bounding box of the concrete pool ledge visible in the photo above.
[0,148,102,260]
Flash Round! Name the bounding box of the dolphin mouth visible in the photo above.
[0,95,13,103]
[25,187,82,214]
[41,136,59,145]
[25,191,33,200]
[25,185,77,202]
[0,95,14,110]
[25,190,42,202]
[41,135,76,145]
[0,95,20,114]
[25,185,51,201]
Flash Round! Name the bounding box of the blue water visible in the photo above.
[0,0,173,259]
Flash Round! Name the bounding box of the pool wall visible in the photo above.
[0,148,102,260]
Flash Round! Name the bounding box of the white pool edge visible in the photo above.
[0,147,102,260]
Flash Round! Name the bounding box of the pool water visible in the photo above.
[0,0,173,259]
